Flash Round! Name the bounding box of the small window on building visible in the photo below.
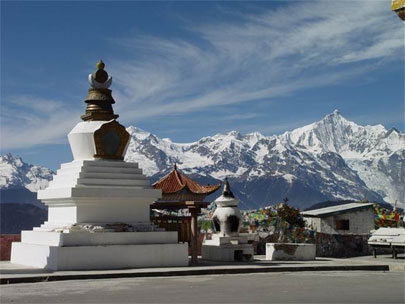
[336,219,350,230]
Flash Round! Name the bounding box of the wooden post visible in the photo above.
[186,201,203,266]
[190,207,199,265]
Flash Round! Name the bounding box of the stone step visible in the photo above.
[73,184,152,189]
[76,178,150,187]
[53,171,147,181]
[58,166,143,175]
[61,160,139,170]
[79,172,147,180]
[48,175,150,189]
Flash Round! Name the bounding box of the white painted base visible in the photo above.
[201,244,254,262]
[202,235,253,262]
[203,234,248,246]
[265,243,316,261]
[11,230,188,270]
[11,242,188,270]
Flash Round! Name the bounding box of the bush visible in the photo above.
[276,203,305,228]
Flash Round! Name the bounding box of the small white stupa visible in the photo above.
[201,179,253,261]
[11,61,188,270]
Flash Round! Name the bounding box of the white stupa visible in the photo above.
[10,61,188,270]
[201,179,253,261]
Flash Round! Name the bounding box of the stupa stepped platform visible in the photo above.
[36,160,162,227]
[39,159,159,200]
[13,157,187,270]
[50,160,150,189]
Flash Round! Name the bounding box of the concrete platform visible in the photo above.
[11,242,189,270]
[1,254,403,285]
[202,244,254,262]
[266,243,316,261]
[11,230,188,270]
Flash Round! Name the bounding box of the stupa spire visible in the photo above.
[222,178,235,198]
[81,60,118,121]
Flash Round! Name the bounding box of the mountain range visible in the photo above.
[1,110,404,212]
[124,110,404,209]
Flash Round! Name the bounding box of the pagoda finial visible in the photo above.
[89,59,112,89]
[174,163,177,170]
[81,60,118,121]
[223,178,235,198]
[96,59,105,70]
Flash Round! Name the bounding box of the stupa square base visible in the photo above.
[11,242,188,270]
[201,244,254,262]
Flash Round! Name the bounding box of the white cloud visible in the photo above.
[1,96,81,149]
[1,1,403,150]
[337,38,404,63]
[109,0,402,125]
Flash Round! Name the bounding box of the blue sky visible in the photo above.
[1,1,404,170]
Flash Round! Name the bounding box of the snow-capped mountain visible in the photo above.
[278,110,404,206]
[0,154,54,192]
[125,110,404,209]
[0,154,54,210]
[1,110,403,210]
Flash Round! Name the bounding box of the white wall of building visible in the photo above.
[304,208,375,235]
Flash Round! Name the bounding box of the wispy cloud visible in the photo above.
[221,113,263,121]
[1,1,402,150]
[1,95,81,150]
[109,1,402,124]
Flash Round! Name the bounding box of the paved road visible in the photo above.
[1,271,404,303]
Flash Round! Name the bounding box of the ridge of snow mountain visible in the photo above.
[125,110,404,208]
[0,153,54,192]
[281,110,399,158]
[1,110,403,209]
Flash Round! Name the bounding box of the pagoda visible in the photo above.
[153,164,221,202]
[151,164,221,264]
[11,61,188,270]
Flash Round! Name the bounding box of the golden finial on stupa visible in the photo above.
[93,59,109,84]
[82,60,117,121]
[392,0,405,20]
[96,59,105,70]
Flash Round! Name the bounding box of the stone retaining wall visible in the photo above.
[315,233,370,257]
[255,232,374,258]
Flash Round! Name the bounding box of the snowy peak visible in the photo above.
[0,153,54,192]
[281,111,403,159]
[321,109,346,124]
[122,110,404,207]
[285,110,363,153]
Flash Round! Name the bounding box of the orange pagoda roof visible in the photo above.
[152,164,221,195]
